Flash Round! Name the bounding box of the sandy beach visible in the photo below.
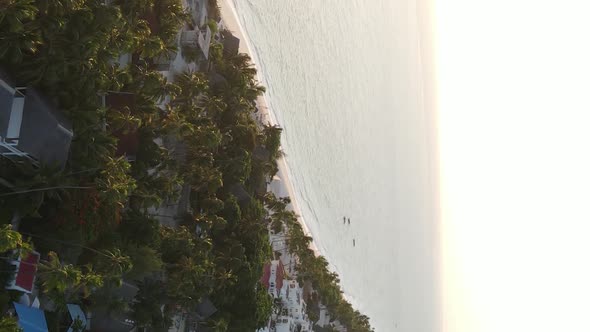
[218,0,320,255]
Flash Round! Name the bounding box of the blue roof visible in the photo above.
[13,302,49,332]
[66,304,87,332]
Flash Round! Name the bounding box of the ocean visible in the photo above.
[228,0,439,330]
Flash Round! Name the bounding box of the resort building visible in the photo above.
[279,280,311,327]
[221,30,240,56]
[274,315,296,332]
[5,251,40,294]
[11,302,87,332]
[316,304,331,328]
[180,27,212,60]
[0,73,73,168]
[260,260,285,298]
[90,281,138,332]
[188,0,209,28]
[181,0,213,68]
[12,302,49,332]
[269,232,298,278]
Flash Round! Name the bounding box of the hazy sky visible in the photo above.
[434,0,590,331]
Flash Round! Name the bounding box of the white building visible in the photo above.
[279,280,309,326]
[269,228,299,278]
[260,260,285,298]
[274,316,296,332]
[316,304,330,328]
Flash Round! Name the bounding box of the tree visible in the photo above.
[0,164,80,218]
[132,279,171,330]
[166,256,210,307]
[254,282,273,328]
[0,315,21,332]
[93,248,133,286]
[124,245,163,280]
[119,209,162,248]
[38,252,104,306]
[0,225,32,254]
[159,226,215,307]
[173,71,209,113]
[262,124,282,160]
[203,317,229,332]
[160,226,198,262]
[95,156,137,209]
[0,2,375,328]
[0,0,40,66]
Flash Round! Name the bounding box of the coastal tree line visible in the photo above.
[0,0,374,331]
[266,194,373,332]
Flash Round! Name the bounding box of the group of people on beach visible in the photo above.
[343,216,355,246]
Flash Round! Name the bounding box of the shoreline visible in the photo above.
[218,0,320,256]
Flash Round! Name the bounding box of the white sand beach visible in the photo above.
[218,0,320,255]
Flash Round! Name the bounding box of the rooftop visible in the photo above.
[0,73,73,168]
[14,302,48,332]
[6,251,40,294]
[221,30,240,56]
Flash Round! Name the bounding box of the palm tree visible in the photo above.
[167,256,209,306]
[0,0,40,65]
[0,164,89,218]
[0,316,21,332]
[116,0,156,17]
[204,317,229,332]
[94,156,137,209]
[0,224,33,255]
[38,252,83,299]
[173,71,209,116]
[95,248,133,277]
[224,53,258,79]
[38,251,119,302]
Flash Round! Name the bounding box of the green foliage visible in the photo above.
[124,245,163,280]
[207,0,221,20]
[160,226,199,262]
[160,226,215,306]
[132,279,172,330]
[0,225,32,254]
[254,282,273,328]
[0,315,21,332]
[206,19,218,34]
[153,0,190,47]
[262,124,283,160]
[0,0,40,66]
[93,248,133,284]
[282,214,374,331]
[0,259,16,290]
[119,210,162,247]
[38,251,104,305]
[181,45,201,63]
[0,165,78,218]
[95,157,137,209]
[220,195,241,223]
[0,1,373,329]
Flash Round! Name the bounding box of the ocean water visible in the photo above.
[230,0,439,330]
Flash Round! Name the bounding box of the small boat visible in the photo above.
[343,216,346,224]
[348,218,350,225]
[353,239,355,246]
